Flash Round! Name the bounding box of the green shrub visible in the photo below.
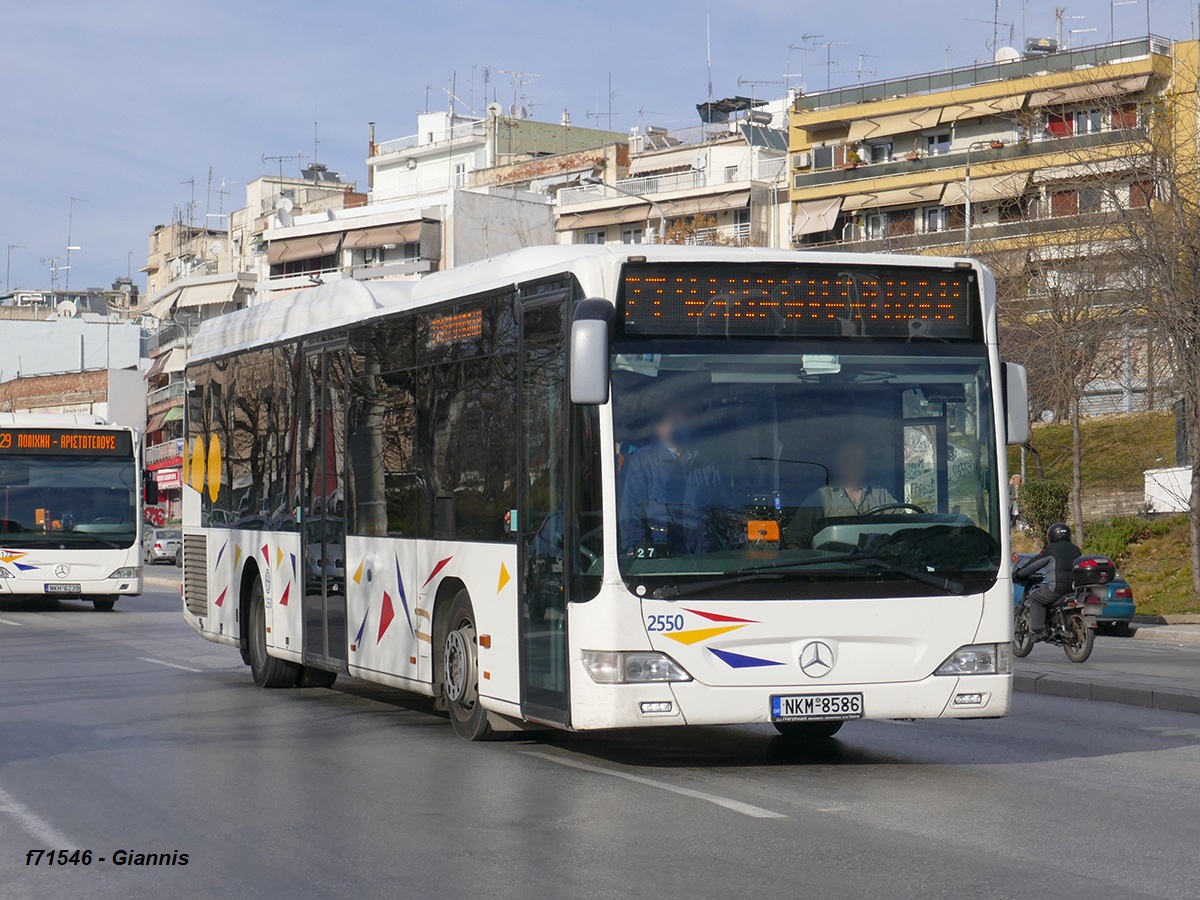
[1019,480,1070,540]
[1084,516,1147,562]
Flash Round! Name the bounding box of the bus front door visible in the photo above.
[518,298,571,726]
[302,344,349,673]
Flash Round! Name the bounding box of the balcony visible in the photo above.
[148,381,185,411]
[792,128,1144,191]
[560,156,787,206]
[373,121,488,157]
[146,438,184,471]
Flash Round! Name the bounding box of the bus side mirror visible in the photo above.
[144,472,160,506]
[1002,362,1029,446]
[570,298,615,405]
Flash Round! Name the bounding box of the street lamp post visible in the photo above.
[581,176,668,243]
[964,139,1006,255]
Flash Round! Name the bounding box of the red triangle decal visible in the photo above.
[421,556,453,588]
[682,607,758,624]
[215,587,227,608]
[261,545,270,564]
[279,583,290,607]
[377,592,395,643]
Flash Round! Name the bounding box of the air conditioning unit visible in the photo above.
[792,151,812,169]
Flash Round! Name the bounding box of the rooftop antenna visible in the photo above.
[1069,26,1097,47]
[499,69,540,118]
[261,151,310,204]
[815,41,851,91]
[785,34,824,93]
[944,45,968,67]
[206,177,232,228]
[180,177,196,230]
[313,122,321,165]
[65,196,87,289]
[706,14,713,102]
[856,52,882,82]
[586,76,619,131]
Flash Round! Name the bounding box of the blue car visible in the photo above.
[1011,552,1136,635]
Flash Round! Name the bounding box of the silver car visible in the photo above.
[143,527,182,565]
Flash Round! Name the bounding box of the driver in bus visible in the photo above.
[784,439,897,549]
[618,398,734,557]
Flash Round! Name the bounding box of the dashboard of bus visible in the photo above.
[610,342,1001,598]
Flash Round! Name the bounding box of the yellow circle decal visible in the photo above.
[189,437,206,493]
[207,434,222,503]
[181,439,190,486]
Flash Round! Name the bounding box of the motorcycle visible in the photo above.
[1012,555,1115,663]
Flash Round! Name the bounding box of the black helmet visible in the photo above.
[1047,522,1071,543]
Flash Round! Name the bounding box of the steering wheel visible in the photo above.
[863,503,926,516]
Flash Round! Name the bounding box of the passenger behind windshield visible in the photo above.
[618,398,738,557]
[784,439,897,549]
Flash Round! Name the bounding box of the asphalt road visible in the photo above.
[3,588,1200,900]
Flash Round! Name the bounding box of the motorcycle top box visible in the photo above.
[1072,555,1117,586]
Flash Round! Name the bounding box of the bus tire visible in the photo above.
[773,720,843,740]
[247,577,300,688]
[298,667,338,688]
[92,599,116,612]
[441,590,497,741]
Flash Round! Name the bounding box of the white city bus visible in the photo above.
[182,246,1028,740]
[0,413,144,610]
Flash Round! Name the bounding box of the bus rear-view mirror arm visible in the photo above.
[1002,362,1029,446]
[570,298,615,405]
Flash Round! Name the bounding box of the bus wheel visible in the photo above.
[92,600,116,612]
[442,590,495,741]
[773,720,843,740]
[298,667,338,688]
[247,578,300,688]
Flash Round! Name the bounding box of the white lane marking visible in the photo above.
[0,617,24,626]
[138,657,202,673]
[0,784,76,847]
[523,750,787,819]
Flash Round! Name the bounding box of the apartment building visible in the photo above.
[787,35,1195,413]
[555,97,790,247]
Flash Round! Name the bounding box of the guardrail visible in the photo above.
[148,382,185,408]
[146,438,184,466]
[560,157,786,206]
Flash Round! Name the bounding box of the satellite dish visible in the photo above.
[486,101,503,117]
[210,240,224,257]
[170,258,184,277]
[56,300,78,318]
[405,158,418,170]
[275,196,294,228]
[693,154,707,171]
[995,46,1023,63]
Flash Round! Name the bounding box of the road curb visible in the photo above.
[143,573,181,591]
[1132,625,1200,645]
[1014,671,1200,715]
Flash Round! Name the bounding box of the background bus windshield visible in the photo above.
[0,455,137,548]
[612,344,1000,596]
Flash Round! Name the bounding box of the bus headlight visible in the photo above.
[935,643,1012,676]
[582,650,692,684]
[0,568,11,578]
[107,567,142,579]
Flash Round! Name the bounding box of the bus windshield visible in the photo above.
[612,343,1001,596]
[0,455,137,548]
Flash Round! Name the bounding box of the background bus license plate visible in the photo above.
[772,693,863,722]
[44,583,81,594]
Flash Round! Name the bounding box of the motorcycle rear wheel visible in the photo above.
[1012,605,1035,658]
[1062,611,1094,663]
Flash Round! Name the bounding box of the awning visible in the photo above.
[660,190,750,218]
[343,223,423,249]
[842,184,944,212]
[145,353,170,381]
[266,233,342,264]
[792,197,844,236]
[177,281,238,310]
[847,110,937,143]
[145,412,167,433]
[942,173,1030,205]
[555,205,653,232]
[163,406,184,423]
[939,94,1025,122]
[1032,158,1136,183]
[1028,74,1151,108]
[146,347,187,381]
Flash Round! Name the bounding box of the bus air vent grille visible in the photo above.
[183,534,208,618]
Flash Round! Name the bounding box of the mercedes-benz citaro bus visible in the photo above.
[181,246,1029,740]
[0,413,144,610]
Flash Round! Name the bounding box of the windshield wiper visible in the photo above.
[651,552,965,599]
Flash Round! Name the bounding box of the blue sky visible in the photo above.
[0,0,1193,295]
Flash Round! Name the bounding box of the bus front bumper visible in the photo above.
[0,576,142,598]
[565,673,1012,731]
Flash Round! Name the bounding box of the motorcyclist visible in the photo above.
[1014,523,1083,640]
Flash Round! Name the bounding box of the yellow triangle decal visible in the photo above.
[497,561,511,593]
[353,560,365,585]
[276,547,284,570]
[233,545,242,566]
[662,624,747,645]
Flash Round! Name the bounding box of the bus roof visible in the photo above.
[189,244,985,363]
[0,413,116,428]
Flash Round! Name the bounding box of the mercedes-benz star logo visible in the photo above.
[799,640,835,678]
[55,564,71,579]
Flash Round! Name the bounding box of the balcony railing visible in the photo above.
[794,36,1168,111]
[793,128,1145,191]
[373,121,488,156]
[146,438,184,469]
[148,382,185,408]
[560,157,786,206]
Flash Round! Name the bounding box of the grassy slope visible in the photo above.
[1118,517,1195,616]
[1006,411,1177,492]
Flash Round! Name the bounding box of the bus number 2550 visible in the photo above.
[646,614,685,633]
